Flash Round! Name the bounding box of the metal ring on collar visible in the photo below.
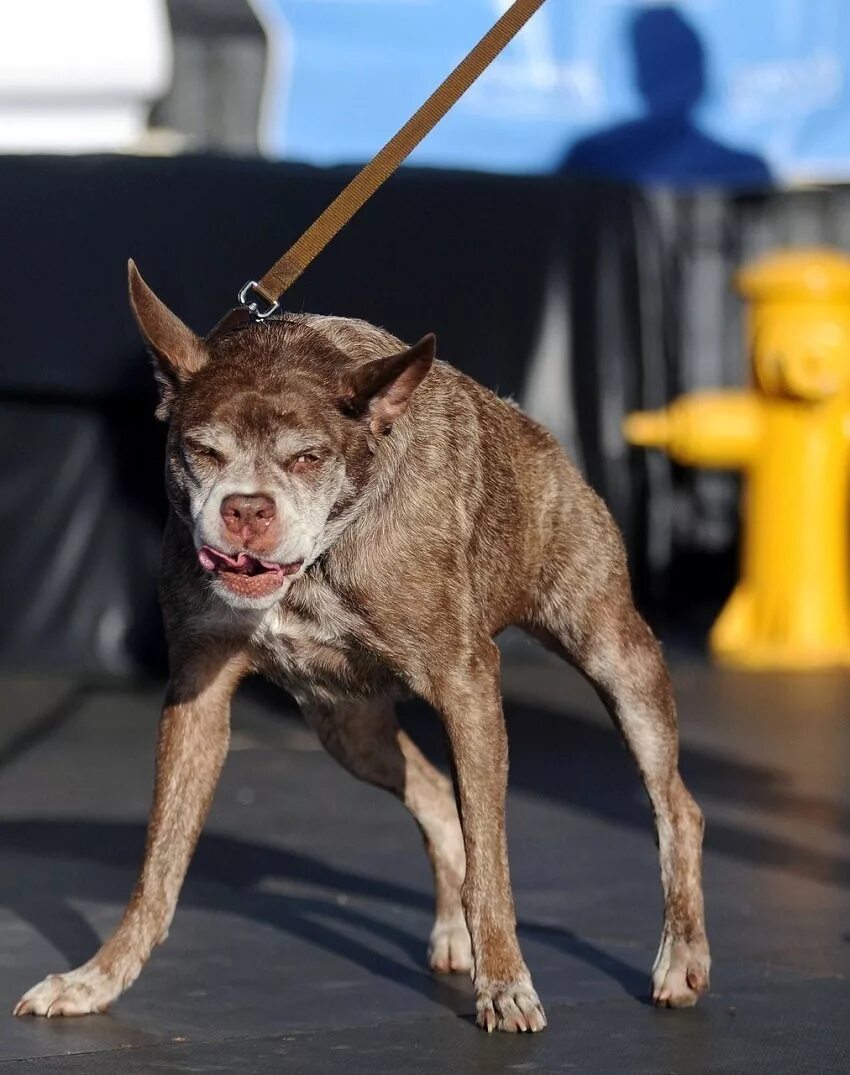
[237,281,281,320]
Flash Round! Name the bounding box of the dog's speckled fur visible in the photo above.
[14,265,710,1030]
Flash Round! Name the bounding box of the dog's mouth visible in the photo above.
[198,545,303,598]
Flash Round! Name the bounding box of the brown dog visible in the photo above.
[14,263,710,1031]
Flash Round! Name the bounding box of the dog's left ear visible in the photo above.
[346,334,436,434]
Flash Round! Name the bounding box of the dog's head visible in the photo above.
[129,262,434,610]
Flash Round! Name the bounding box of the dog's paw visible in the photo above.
[428,914,473,974]
[651,935,711,1009]
[475,977,547,1033]
[13,965,122,1018]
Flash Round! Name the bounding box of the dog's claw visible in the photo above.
[13,966,121,1018]
[475,978,547,1033]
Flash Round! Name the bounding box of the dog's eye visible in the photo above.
[291,452,322,473]
[185,440,224,465]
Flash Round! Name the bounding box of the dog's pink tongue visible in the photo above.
[259,558,287,574]
[198,546,289,577]
[198,546,247,572]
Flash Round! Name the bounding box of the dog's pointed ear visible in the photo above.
[346,334,436,434]
[128,259,207,420]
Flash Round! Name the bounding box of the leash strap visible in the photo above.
[241,0,547,314]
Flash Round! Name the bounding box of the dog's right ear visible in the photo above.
[128,260,207,420]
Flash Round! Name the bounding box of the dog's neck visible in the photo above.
[308,408,417,567]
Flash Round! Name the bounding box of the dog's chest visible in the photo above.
[251,580,388,699]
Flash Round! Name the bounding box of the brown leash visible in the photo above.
[234,0,548,321]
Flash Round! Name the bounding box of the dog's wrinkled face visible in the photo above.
[172,350,358,607]
[128,262,434,610]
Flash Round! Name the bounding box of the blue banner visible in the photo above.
[252,1,850,187]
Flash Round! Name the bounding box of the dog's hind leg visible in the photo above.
[301,695,471,974]
[529,547,710,1008]
[14,641,248,1017]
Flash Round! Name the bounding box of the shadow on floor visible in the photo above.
[3,682,848,1014]
[403,696,850,890]
[0,818,645,1014]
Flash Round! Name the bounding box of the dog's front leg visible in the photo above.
[429,640,546,1033]
[14,643,248,1017]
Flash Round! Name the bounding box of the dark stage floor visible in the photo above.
[1,647,849,1072]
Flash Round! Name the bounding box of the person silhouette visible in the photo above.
[560,5,771,188]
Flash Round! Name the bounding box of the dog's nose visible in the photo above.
[220,493,279,550]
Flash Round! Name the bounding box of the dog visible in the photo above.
[14,262,710,1031]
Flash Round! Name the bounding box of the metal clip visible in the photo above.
[237,281,280,320]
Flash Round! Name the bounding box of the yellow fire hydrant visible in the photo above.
[624,249,850,670]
